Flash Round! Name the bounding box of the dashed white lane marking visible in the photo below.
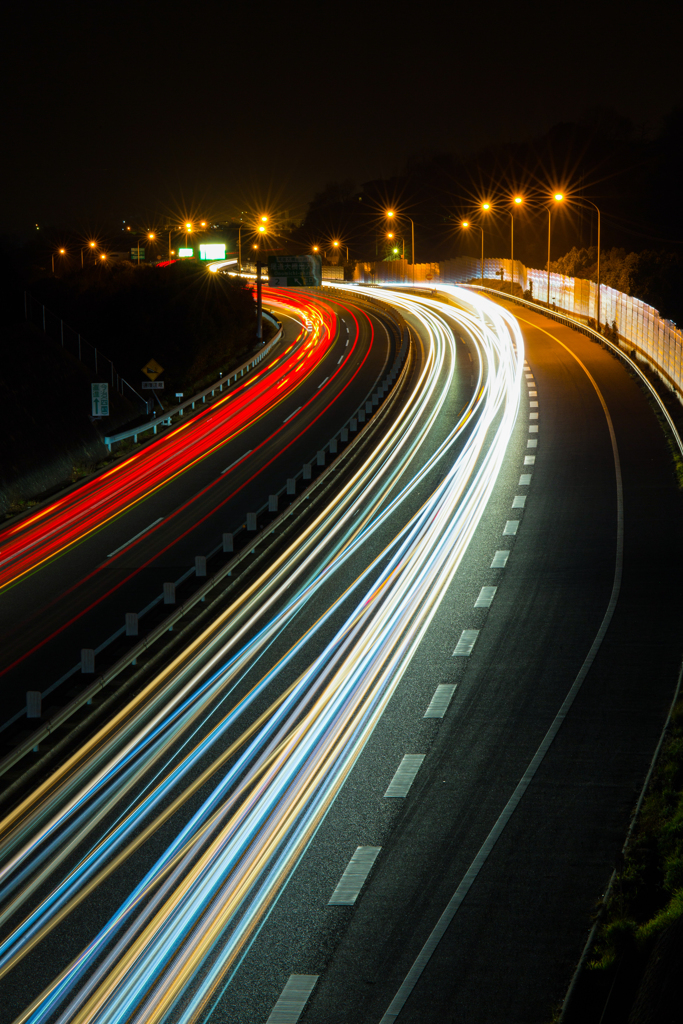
[529,412,539,419]
[527,439,538,448]
[503,521,519,535]
[266,975,319,1023]
[384,755,426,797]
[474,586,497,608]
[283,406,302,423]
[424,684,457,718]
[519,474,532,485]
[346,339,350,346]
[337,355,344,364]
[107,518,164,558]
[221,451,252,474]
[512,495,526,508]
[328,847,381,905]
[318,377,329,389]
[491,550,510,568]
[529,390,537,396]
[453,629,480,656]
[530,400,538,407]
[529,425,539,433]
[524,455,536,465]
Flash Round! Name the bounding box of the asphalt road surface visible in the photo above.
[0,290,393,730]
[0,291,680,1024]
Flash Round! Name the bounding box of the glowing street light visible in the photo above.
[51,247,66,273]
[387,231,404,258]
[81,240,97,268]
[547,192,564,305]
[510,196,524,293]
[137,232,155,266]
[386,209,415,284]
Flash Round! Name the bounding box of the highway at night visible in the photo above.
[0,287,680,1024]
[0,287,394,729]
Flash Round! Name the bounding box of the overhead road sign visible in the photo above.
[142,381,164,390]
[91,383,109,416]
[142,358,164,380]
[200,243,226,260]
[268,254,322,287]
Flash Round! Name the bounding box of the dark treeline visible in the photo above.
[287,106,683,320]
[549,247,683,323]
[0,234,257,396]
[28,261,257,392]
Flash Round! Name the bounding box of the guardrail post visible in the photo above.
[195,556,207,577]
[329,438,338,454]
[317,450,325,466]
[223,532,234,552]
[125,612,138,636]
[350,418,357,433]
[246,513,258,531]
[163,583,176,605]
[286,478,296,495]
[358,409,366,423]
[81,649,95,674]
[341,427,349,442]
[268,495,278,512]
[26,691,41,719]
[303,463,312,480]
[366,401,373,414]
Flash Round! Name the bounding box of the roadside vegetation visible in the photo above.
[563,698,683,1021]
[29,259,257,394]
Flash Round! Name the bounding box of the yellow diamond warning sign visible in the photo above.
[142,358,164,381]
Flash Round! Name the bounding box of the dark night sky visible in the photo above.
[2,0,681,236]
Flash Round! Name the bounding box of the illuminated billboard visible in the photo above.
[178,248,194,258]
[199,243,227,261]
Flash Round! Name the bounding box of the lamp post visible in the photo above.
[387,210,415,285]
[238,226,242,271]
[547,193,564,306]
[256,218,267,340]
[461,220,484,282]
[51,248,66,274]
[82,241,97,267]
[510,196,522,293]
[137,232,155,266]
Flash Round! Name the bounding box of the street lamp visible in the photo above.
[81,241,97,267]
[332,239,349,261]
[461,220,484,282]
[387,209,415,284]
[137,232,155,266]
[51,248,66,273]
[255,219,268,341]
[387,231,405,259]
[547,193,564,306]
[510,196,523,292]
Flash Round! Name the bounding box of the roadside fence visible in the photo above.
[354,256,683,403]
[24,292,149,413]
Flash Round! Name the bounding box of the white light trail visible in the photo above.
[0,287,523,1024]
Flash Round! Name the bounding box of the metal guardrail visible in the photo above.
[0,303,410,778]
[459,284,683,457]
[103,311,284,450]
